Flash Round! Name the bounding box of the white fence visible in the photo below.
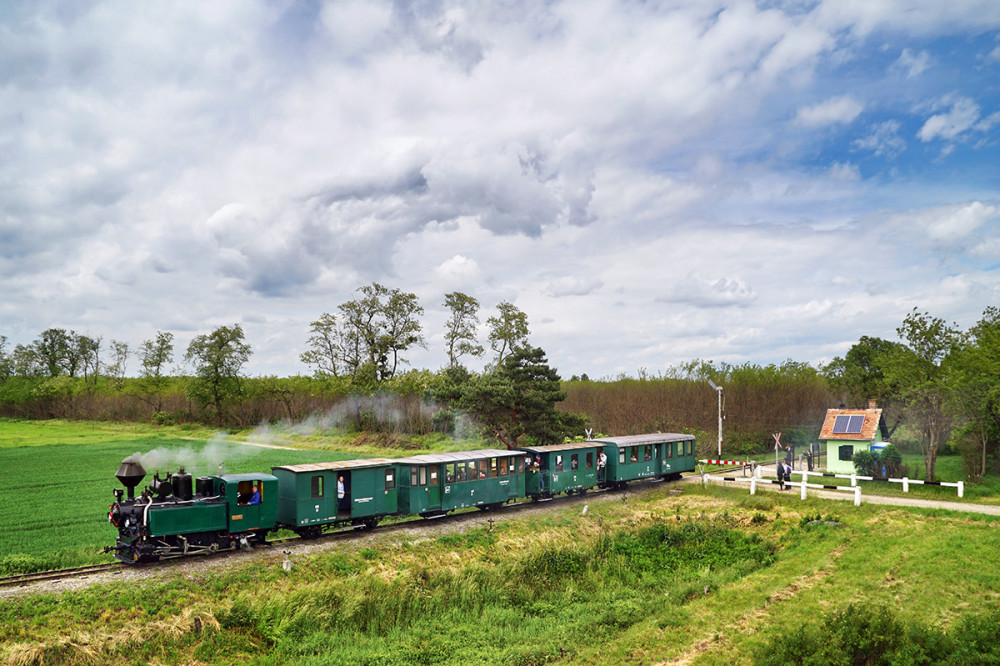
[701,474,862,506]
[788,470,964,498]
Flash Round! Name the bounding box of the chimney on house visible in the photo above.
[867,399,878,410]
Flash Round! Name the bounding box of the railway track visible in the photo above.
[0,562,123,589]
[3,473,707,590]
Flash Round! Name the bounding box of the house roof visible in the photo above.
[818,408,885,442]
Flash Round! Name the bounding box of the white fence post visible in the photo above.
[800,481,807,500]
[750,478,757,495]
[958,481,964,498]
[854,486,861,506]
[850,474,857,487]
[902,477,909,493]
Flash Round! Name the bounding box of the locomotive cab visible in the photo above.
[107,455,277,564]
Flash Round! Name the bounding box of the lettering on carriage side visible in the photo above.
[445,486,451,494]
[232,514,243,520]
[315,504,320,512]
[354,497,374,504]
[499,479,509,486]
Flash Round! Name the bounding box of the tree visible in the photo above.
[11,344,41,377]
[76,334,101,385]
[824,335,906,436]
[34,328,73,377]
[105,340,130,385]
[138,331,174,411]
[184,325,252,423]
[487,301,529,367]
[443,291,484,368]
[457,345,585,448]
[0,335,11,381]
[885,308,961,481]
[300,313,345,377]
[948,306,1000,478]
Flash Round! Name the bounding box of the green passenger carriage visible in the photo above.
[519,442,603,499]
[395,450,523,515]
[271,459,398,537]
[593,433,696,488]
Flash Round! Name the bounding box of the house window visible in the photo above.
[839,445,854,462]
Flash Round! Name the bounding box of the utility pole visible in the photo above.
[708,379,723,457]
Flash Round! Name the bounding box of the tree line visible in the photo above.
[1,294,999,479]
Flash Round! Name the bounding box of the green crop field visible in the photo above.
[0,419,354,573]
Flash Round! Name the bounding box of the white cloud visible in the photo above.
[894,48,932,78]
[658,275,757,309]
[917,96,981,141]
[852,120,906,157]
[829,161,861,181]
[2,1,1000,380]
[794,96,864,127]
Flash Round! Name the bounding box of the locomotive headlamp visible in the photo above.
[114,488,123,500]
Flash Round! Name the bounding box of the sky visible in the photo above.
[1,0,999,380]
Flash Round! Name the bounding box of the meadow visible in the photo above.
[2,480,999,665]
[0,419,373,572]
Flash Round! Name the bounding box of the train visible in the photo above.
[107,433,697,563]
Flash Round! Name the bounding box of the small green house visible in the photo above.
[819,402,889,474]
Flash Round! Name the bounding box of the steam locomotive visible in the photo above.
[107,433,697,563]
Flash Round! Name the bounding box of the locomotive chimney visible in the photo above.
[115,456,147,499]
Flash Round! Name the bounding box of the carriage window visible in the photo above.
[311,475,324,499]
[644,445,652,461]
[419,466,427,486]
[586,452,594,469]
[688,441,694,455]
[555,455,563,472]
[510,457,517,474]
[630,447,638,463]
[619,449,626,464]
[450,463,461,482]
[665,443,673,458]
[571,454,579,470]
[385,469,395,491]
[490,458,498,478]
[429,468,439,486]
[410,467,419,486]
[499,458,508,476]
[478,460,487,479]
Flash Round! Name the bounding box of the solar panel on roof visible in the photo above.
[832,414,866,434]
[833,415,851,433]
[848,414,865,433]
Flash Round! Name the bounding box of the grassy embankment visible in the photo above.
[2,478,1000,665]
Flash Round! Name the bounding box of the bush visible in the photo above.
[754,604,1000,665]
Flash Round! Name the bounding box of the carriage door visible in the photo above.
[427,465,441,509]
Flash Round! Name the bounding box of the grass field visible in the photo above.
[2,481,999,665]
[0,419,362,572]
